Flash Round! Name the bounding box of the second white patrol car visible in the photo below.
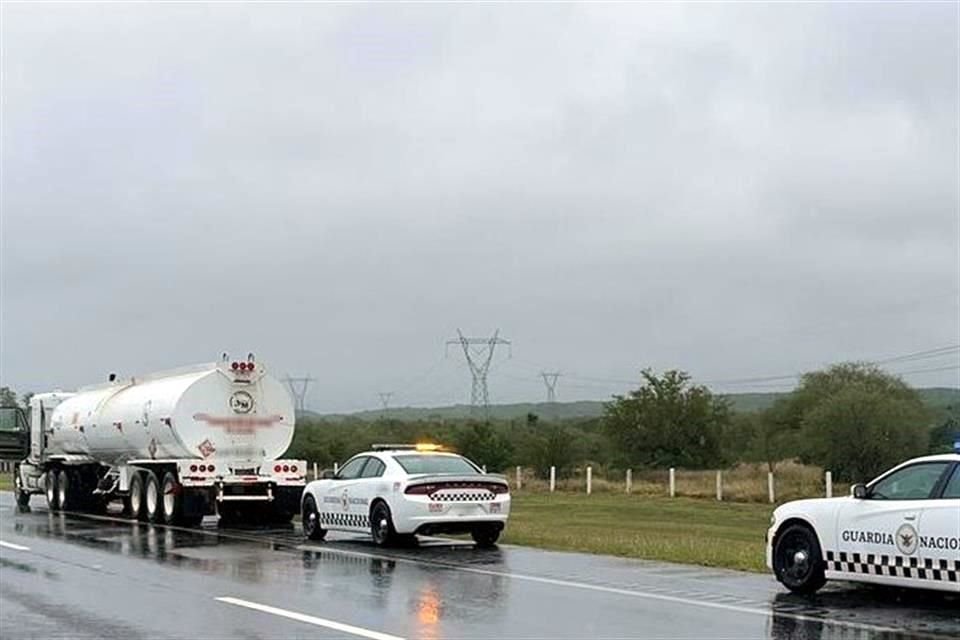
[767,453,960,594]
[301,445,511,547]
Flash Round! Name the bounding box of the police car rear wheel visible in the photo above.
[302,496,326,541]
[471,525,501,547]
[774,524,826,594]
[370,501,396,546]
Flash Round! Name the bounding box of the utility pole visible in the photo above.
[446,329,511,417]
[540,372,561,403]
[283,375,314,414]
[378,392,394,418]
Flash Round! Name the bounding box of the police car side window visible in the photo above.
[869,462,949,500]
[337,457,368,480]
[360,459,385,478]
[941,466,960,499]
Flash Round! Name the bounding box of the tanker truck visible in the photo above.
[11,355,306,525]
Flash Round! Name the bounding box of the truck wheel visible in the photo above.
[773,524,827,594]
[370,501,396,547]
[471,525,501,548]
[14,466,31,512]
[44,470,59,510]
[144,473,161,523]
[128,472,145,520]
[302,495,326,541]
[57,469,75,512]
[160,472,182,525]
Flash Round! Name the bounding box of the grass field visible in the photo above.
[502,493,773,572]
[0,473,11,491]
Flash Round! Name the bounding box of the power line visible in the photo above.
[446,329,511,417]
[540,372,561,403]
[283,375,315,414]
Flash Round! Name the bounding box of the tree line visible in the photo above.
[286,363,958,483]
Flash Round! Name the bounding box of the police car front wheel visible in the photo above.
[774,524,826,594]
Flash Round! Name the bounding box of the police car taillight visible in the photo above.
[405,484,436,495]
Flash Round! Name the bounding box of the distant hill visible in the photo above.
[308,387,960,422]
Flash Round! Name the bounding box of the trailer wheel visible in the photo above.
[128,472,145,520]
[44,470,59,510]
[160,472,182,525]
[144,472,161,523]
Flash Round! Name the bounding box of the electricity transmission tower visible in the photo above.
[540,372,561,403]
[378,392,394,418]
[283,375,314,414]
[446,329,511,416]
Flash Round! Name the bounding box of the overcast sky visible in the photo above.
[2,3,958,412]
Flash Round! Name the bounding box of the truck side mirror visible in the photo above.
[851,483,868,499]
[320,469,337,480]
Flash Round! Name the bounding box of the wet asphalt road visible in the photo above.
[0,492,957,640]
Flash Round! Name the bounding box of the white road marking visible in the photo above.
[215,596,405,640]
[295,544,904,635]
[0,540,30,551]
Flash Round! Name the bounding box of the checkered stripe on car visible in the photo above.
[826,551,960,582]
[320,511,370,529]
[432,491,497,502]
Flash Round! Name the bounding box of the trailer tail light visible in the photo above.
[274,464,282,473]
[282,464,289,472]
[232,362,239,370]
[290,465,298,473]
[190,464,198,472]
[208,464,215,472]
[247,362,255,371]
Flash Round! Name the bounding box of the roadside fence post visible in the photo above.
[586,466,592,495]
[669,468,676,498]
[767,471,775,504]
[626,469,632,494]
[516,466,522,490]
[716,470,723,502]
[549,466,556,493]
[313,462,318,480]
[825,471,833,498]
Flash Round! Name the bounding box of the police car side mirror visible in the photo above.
[320,469,337,480]
[851,483,868,499]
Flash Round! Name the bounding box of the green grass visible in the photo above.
[0,473,12,491]
[503,493,773,572]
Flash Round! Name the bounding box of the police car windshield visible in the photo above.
[394,454,480,475]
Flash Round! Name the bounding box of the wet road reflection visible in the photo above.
[1,495,957,639]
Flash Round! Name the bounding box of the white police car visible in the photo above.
[767,453,960,594]
[301,444,511,547]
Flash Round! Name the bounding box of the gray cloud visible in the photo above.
[2,3,957,411]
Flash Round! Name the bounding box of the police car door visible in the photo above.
[354,457,387,528]
[835,461,953,582]
[919,464,960,590]
[323,456,370,531]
